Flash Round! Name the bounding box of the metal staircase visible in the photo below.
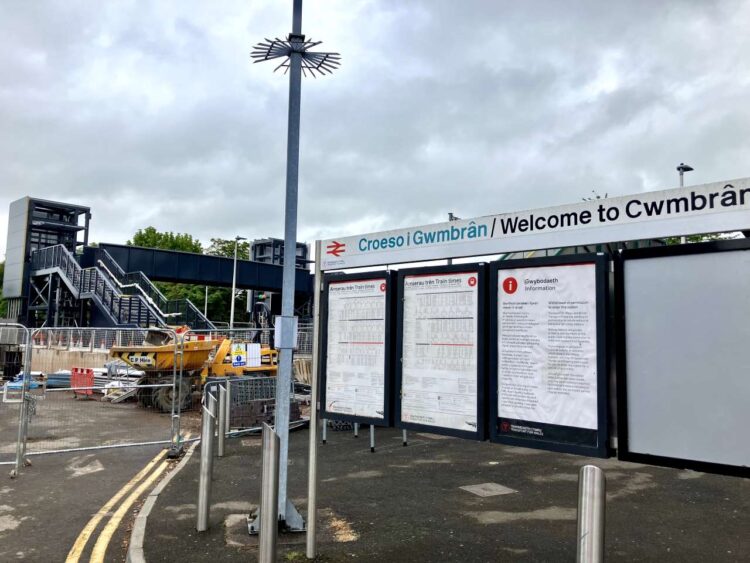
[30,245,160,327]
[91,247,214,330]
[29,245,214,329]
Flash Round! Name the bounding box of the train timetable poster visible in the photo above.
[496,262,599,445]
[401,271,479,433]
[324,278,387,420]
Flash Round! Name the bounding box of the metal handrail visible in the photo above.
[32,245,214,329]
[96,247,127,279]
[122,271,168,305]
[93,248,214,330]
[30,245,159,327]
[97,260,179,324]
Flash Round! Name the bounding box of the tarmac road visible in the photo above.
[0,444,172,562]
[0,391,199,562]
[142,427,749,562]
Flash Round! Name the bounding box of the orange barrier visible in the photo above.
[71,367,95,398]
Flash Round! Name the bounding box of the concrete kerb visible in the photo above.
[127,441,200,563]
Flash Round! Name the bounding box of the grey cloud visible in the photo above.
[1,0,748,255]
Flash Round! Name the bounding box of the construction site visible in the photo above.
[0,196,315,456]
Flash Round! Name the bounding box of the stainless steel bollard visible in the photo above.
[225,379,232,432]
[306,240,323,560]
[217,384,227,458]
[402,429,408,447]
[321,418,327,444]
[369,425,375,453]
[259,423,280,563]
[196,391,217,532]
[354,422,359,438]
[576,465,606,563]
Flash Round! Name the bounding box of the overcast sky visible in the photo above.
[1,0,749,257]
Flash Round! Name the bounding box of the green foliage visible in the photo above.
[664,233,724,245]
[202,238,251,322]
[127,226,203,253]
[127,228,248,324]
[205,238,250,259]
[148,282,246,324]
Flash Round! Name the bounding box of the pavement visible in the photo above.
[0,444,167,562]
[140,427,749,562]
[0,390,204,562]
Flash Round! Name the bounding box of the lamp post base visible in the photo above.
[248,499,306,535]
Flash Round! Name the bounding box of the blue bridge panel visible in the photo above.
[98,243,312,294]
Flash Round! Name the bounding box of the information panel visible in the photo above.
[396,265,485,440]
[489,255,608,457]
[618,240,750,477]
[319,273,391,425]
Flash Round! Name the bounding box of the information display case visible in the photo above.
[394,264,487,440]
[489,254,610,457]
[319,271,393,426]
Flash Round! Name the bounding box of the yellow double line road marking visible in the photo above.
[90,460,169,562]
[66,436,191,563]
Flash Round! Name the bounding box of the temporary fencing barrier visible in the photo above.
[0,323,32,476]
[296,323,314,356]
[195,364,310,532]
[184,326,312,436]
[1,327,187,475]
[184,326,313,387]
[203,375,296,438]
[1,322,313,477]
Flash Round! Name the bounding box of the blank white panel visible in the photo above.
[624,249,750,468]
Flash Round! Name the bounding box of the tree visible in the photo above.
[665,233,725,245]
[127,227,203,253]
[205,238,250,259]
[125,228,247,324]
[203,238,250,321]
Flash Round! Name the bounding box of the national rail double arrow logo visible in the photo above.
[326,240,346,257]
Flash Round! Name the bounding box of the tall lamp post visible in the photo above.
[677,162,694,187]
[251,0,340,531]
[677,164,694,244]
[229,235,247,329]
[447,213,460,265]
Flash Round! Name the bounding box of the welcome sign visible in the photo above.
[321,178,750,270]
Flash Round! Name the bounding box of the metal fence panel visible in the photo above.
[0,323,314,474]
[5,327,183,470]
[0,323,31,473]
[203,377,307,441]
[187,326,312,438]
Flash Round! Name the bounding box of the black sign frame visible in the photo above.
[394,263,487,441]
[319,270,393,427]
[616,238,750,478]
[488,253,610,458]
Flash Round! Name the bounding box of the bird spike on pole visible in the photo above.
[251,36,341,77]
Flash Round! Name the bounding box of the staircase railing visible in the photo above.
[162,299,214,330]
[30,245,161,327]
[93,248,215,330]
